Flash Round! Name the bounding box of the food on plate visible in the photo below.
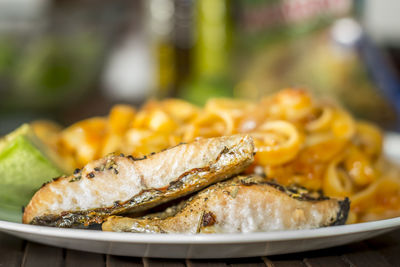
[102,175,349,233]
[11,88,400,230]
[40,89,399,223]
[22,135,254,227]
[0,124,71,209]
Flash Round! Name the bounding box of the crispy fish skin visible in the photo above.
[23,135,254,227]
[102,175,349,233]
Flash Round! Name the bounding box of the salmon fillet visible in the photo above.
[102,175,349,233]
[23,135,254,227]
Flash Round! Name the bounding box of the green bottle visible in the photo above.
[181,0,233,106]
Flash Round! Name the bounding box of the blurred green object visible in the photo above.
[10,33,102,110]
[0,38,16,77]
[0,124,68,222]
[0,33,103,112]
[181,0,233,106]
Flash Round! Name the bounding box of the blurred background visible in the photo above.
[1,0,400,134]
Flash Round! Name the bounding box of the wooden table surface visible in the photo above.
[1,229,400,267]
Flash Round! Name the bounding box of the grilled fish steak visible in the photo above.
[23,135,254,227]
[102,175,350,233]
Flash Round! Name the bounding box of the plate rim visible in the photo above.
[1,216,400,244]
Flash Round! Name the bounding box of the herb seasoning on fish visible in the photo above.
[102,175,350,234]
[23,135,255,228]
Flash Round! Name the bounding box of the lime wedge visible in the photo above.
[0,124,68,222]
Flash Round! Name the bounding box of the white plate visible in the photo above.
[0,133,399,259]
[0,217,400,258]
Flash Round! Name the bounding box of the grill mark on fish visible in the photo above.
[170,167,211,189]
[262,180,330,201]
[331,198,350,226]
[69,175,81,183]
[202,212,217,227]
[24,135,254,228]
[138,173,146,189]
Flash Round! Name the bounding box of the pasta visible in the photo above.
[33,88,400,224]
